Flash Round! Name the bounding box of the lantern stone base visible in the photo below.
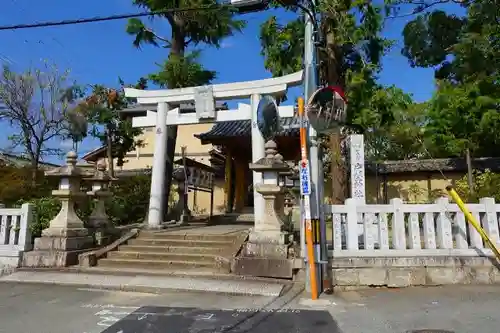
[22,232,94,268]
[232,256,294,279]
[233,228,293,279]
[248,229,289,245]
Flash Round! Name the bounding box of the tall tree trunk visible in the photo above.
[30,149,41,187]
[162,17,185,221]
[323,20,347,204]
[329,130,346,203]
[30,160,38,188]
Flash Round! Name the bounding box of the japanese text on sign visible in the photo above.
[299,159,311,196]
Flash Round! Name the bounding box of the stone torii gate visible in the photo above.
[123,71,304,228]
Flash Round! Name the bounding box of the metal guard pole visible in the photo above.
[446,185,500,262]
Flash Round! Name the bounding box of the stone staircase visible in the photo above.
[96,228,248,273]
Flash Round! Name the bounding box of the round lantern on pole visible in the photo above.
[305,86,347,133]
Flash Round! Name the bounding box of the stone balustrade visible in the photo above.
[323,197,500,288]
[0,204,33,267]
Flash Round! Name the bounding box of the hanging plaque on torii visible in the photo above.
[194,85,216,120]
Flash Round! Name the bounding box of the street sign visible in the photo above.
[299,159,311,196]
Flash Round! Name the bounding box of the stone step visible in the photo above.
[98,258,229,272]
[138,232,239,242]
[107,251,216,263]
[118,244,225,255]
[128,238,234,248]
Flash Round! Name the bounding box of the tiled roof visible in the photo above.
[195,117,302,141]
[366,157,500,174]
[0,153,59,168]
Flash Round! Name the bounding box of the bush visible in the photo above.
[455,169,500,203]
[8,168,180,236]
[105,174,151,226]
[25,197,61,237]
[0,165,56,206]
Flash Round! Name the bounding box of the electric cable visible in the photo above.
[0,5,227,31]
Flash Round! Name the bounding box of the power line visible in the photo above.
[0,5,224,31]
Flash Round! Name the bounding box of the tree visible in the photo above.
[0,63,82,184]
[125,0,246,210]
[63,106,89,154]
[77,79,145,177]
[361,89,424,161]
[399,0,500,191]
[260,2,399,202]
[401,0,500,155]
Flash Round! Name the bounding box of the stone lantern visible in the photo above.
[23,151,94,267]
[85,159,114,245]
[248,140,291,244]
[172,167,191,224]
[234,140,295,278]
[232,95,295,279]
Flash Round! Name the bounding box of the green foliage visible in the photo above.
[259,17,304,78]
[78,82,144,169]
[398,0,500,159]
[455,169,500,203]
[149,51,216,88]
[14,173,170,237]
[365,100,427,161]
[423,80,500,158]
[126,0,245,88]
[104,174,152,226]
[402,10,465,71]
[259,1,406,143]
[402,1,499,83]
[26,197,61,238]
[0,165,55,206]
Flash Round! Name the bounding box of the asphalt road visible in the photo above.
[0,282,499,333]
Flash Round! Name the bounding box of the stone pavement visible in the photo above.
[0,283,499,332]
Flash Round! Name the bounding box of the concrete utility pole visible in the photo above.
[303,0,325,294]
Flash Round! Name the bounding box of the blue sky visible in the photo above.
[0,0,461,164]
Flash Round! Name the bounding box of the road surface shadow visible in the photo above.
[100,306,341,333]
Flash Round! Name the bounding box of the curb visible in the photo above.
[0,279,284,297]
[0,265,16,278]
[17,267,295,286]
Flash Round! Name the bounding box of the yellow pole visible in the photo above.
[446,185,500,261]
[298,97,318,300]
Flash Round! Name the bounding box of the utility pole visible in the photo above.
[232,0,329,295]
[303,0,327,294]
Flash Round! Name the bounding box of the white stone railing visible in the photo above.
[0,204,34,266]
[324,197,500,258]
